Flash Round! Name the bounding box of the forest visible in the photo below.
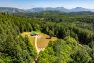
[0,11,94,63]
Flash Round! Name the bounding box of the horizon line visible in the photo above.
[0,6,94,10]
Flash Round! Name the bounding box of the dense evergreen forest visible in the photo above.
[0,11,94,63]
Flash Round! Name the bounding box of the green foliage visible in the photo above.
[38,37,92,63]
[49,30,54,39]
[0,12,94,63]
[70,45,92,63]
[0,14,37,63]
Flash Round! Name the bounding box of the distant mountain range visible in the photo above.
[29,7,94,12]
[0,7,94,13]
[0,7,25,13]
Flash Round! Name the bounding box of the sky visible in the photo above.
[0,0,94,9]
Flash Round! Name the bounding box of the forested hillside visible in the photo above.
[0,12,94,63]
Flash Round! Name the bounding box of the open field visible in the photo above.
[21,31,57,51]
[37,32,57,48]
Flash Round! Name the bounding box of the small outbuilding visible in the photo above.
[31,31,38,36]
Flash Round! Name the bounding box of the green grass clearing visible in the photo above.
[21,31,57,49]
